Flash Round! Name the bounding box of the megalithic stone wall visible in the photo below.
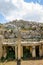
[0,43,3,59]
[0,35,4,59]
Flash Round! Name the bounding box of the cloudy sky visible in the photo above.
[0,0,43,23]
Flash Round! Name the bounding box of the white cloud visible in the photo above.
[0,0,43,23]
[4,0,10,2]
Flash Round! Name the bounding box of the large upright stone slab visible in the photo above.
[32,46,36,58]
[3,46,7,58]
[17,29,21,60]
[42,45,43,56]
[39,45,42,57]
[0,35,4,59]
[0,44,3,59]
[15,46,17,59]
[30,46,32,54]
[21,46,23,58]
[18,44,21,60]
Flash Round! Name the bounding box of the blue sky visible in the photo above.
[0,0,43,23]
[24,0,43,5]
[0,13,7,23]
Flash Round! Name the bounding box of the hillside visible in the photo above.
[0,20,43,41]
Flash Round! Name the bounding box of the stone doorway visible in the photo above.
[6,46,15,61]
[23,46,32,60]
[1,46,15,62]
[35,46,39,58]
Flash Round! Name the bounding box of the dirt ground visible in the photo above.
[0,60,43,65]
[21,59,43,65]
[0,61,17,65]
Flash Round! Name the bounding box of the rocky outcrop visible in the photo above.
[0,20,43,41]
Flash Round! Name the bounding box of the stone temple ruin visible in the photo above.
[0,22,43,62]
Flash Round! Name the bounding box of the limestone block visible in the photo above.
[42,45,43,56]
[0,44,3,59]
[15,46,17,59]
[32,46,36,57]
[3,47,7,58]
[30,47,32,54]
[18,44,21,60]
[39,46,42,57]
[21,46,23,58]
